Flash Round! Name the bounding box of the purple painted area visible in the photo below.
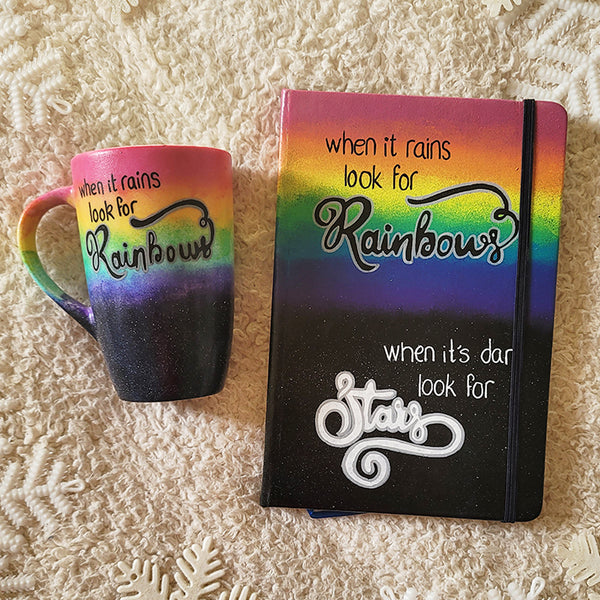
[86,265,233,305]
[83,264,234,401]
[275,256,557,325]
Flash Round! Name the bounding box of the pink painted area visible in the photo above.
[283,89,526,131]
[70,145,233,228]
[282,90,567,159]
[535,101,568,157]
[71,145,231,201]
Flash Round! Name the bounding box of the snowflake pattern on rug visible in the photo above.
[486,577,546,600]
[559,530,600,591]
[380,577,546,600]
[108,0,140,24]
[0,6,72,132]
[496,0,600,124]
[0,441,84,553]
[116,536,258,600]
[0,554,34,595]
[483,0,524,18]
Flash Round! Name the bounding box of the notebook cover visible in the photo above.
[261,90,567,521]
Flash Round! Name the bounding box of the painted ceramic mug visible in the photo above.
[18,145,234,402]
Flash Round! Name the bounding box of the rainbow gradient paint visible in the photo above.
[261,91,567,520]
[19,145,234,402]
[273,92,565,323]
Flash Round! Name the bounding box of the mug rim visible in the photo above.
[72,144,231,162]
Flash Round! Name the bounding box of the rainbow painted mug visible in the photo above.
[18,145,234,402]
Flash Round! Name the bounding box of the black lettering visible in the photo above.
[414,211,436,258]
[147,230,163,264]
[313,183,519,272]
[436,233,454,258]
[406,139,452,161]
[79,178,104,197]
[85,225,125,280]
[83,201,215,280]
[453,232,489,260]
[360,229,380,255]
[442,140,451,160]
[386,231,414,261]
[325,132,377,155]
[325,137,341,153]
[131,246,148,272]
[111,250,123,272]
[140,172,151,189]
[342,131,355,155]
[313,195,376,272]
[103,199,114,220]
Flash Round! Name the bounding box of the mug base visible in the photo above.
[94,290,233,404]
[116,378,227,403]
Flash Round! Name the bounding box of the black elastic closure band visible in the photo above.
[504,98,536,523]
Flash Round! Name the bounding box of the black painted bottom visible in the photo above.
[93,291,233,402]
[262,305,553,521]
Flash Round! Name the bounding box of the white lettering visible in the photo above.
[315,371,465,489]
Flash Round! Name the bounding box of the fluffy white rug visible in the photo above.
[1,0,600,598]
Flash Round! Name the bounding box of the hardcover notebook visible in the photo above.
[261,90,567,521]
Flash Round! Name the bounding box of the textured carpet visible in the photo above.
[1,0,600,598]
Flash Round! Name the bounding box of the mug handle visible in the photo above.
[18,186,97,338]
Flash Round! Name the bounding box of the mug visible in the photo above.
[18,145,234,402]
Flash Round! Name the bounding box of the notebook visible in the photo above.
[260,89,567,521]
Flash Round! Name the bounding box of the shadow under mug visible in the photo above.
[18,145,234,402]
